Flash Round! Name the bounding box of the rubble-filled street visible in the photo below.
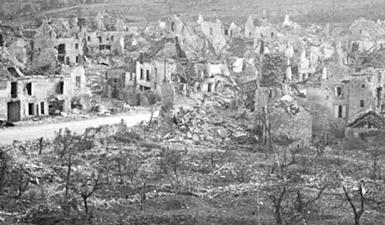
[2,0,385,225]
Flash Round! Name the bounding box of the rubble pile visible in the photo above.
[161,105,254,148]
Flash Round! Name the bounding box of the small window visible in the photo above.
[57,81,64,94]
[75,76,81,88]
[111,36,114,41]
[75,43,79,49]
[11,82,17,98]
[207,83,213,92]
[28,103,34,116]
[335,86,343,97]
[87,36,91,42]
[140,68,144,80]
[76,55,80,63]
[146,70,150,81]
[98,36,102,43]
[360,100,365,108]
[66,57,70,65]
[362,84,365,89]
[26,82,32,95]
[40,102,45,115]
[154,82,157,90]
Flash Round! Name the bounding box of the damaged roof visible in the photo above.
[137,37,181,62]
[347,110,385,129]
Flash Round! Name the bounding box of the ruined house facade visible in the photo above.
[0,66,87,122]
[86,31,125,55]
[103,67,136,102]
[306,68,385,127]
[200,18,227,54]
[245,16,256,39]
[135,59,177,92]
[56,37,84,65]
[31,19,85,66]
[225,22,242,38]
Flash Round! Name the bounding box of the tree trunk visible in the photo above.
[18,166,23,197]
[38,137,43,155]
[118,160,123,184]
[83,196,88,214]
[64,153,72,205]
[275,207,283,225]
[355,217,360,225]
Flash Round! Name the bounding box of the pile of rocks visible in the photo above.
[162,106,250,147]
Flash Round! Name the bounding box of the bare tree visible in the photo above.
[53,129,93,211]
[342,184,365,225]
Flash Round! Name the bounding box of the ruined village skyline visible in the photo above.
[2,1,385,225]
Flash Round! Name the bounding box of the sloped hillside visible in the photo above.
[2,0,385,24]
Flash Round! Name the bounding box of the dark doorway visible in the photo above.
[40,102,45,115]
[338,105,344,118]
[112,85,119,99]
[0,34,3,47]
[7,101,21,122]
[28,103,34,115]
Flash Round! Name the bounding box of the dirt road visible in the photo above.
[0,112,155,145]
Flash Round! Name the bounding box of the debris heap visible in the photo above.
[161,105,254,148]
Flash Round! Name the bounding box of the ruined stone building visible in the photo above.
[169,15,203,59]
[103,66,136,102]
[0,66,87,122]
[305,68,385,126]
[349,17,385,40]
[225,22,242,38]
[86,31,125,55]
[245,16,257,39]
[31,19,85,67]
[199,17,227,55]
[135,59,177,92]
[56,37,84,65]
